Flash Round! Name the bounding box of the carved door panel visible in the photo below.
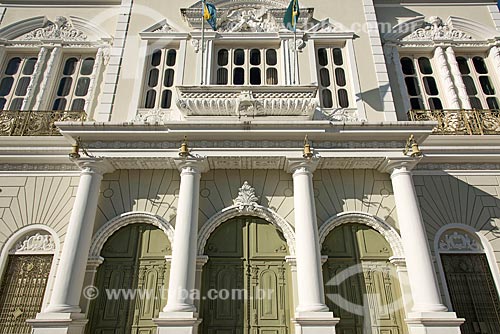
[0,255,53,334]
[87,225,171,334]
[442,254,500,334]
[201,218,290,334]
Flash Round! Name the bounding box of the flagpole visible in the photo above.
[293,29,297,85]
[201,0,205,85]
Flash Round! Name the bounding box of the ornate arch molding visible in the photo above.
[198,205,296,256]
[0,15,112,45]
[188,0,290,10]
[318,212,404,258]
[384,16,499,45]
[89,212,175,258]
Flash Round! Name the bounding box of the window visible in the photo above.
[400,56,443,110]
[52,56,95,111]
[316,47,350,109]
[456,55,499,110]
[0,55,38,111]
[143,48,177,109]
[214,48,279,85]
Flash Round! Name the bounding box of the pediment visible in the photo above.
[142,20,178,33]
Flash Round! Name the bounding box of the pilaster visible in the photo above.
[434,47,460,109]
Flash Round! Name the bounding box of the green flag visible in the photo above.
[283,0,300,32]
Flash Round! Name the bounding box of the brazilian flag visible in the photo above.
[203,1,217,31]
[283,0,300,32]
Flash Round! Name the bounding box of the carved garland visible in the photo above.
[10,233,56,254]
[16,16,88,42]
[438,231,482,252]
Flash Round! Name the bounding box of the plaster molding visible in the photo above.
[73,158,115,175]
[233,181,259,212]
[378,157,422,174]
[438,230,482,252]
[89,212,175,258]
[0,163,79,171]
[10,232,56,254]
[285,158,320,174]
[318,212,405,259]
[198,204,296,256]
[415,163,500,171]
[174,158,210,174]
[403,16,472,42]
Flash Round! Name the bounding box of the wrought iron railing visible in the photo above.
[0,111,86,136]
[408,109,500,135]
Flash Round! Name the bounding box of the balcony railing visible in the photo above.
[0,111,87,136]
[408,109,500,135]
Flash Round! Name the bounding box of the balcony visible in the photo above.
[0,111,86,136]
[408,109,500,135]
[176,85,318,119]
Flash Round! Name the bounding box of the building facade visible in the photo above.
[0,0,499,333]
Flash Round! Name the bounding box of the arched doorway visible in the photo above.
[322,224,407,334]
[437,228,500,334]
[200,217,292,334]
[0,230,56,334]
[86,224,171,334]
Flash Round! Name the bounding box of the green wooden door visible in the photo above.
[87,224,171,334]
[322,224,407,334]
[201,217,291,334]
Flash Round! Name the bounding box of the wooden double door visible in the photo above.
[86,224,171,334]
[201,217,291,334]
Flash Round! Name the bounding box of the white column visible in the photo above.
[22,46,48,110]
[434,47,461,109]
[45,159,113,313]
[447,47,471,109]
[84,47,106,115]
[34,46,62,110]
[382,159,463,333]
[489,46,500,95]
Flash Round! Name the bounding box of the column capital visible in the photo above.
[285,158,320,175]
[378,157,421,175]
[174,158,209,174]
[73,158,115,176]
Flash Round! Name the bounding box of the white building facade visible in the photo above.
[0,0,499,334]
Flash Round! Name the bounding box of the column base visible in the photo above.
[154,312,202,334]
[293,311,339,334]
[406,312,465,334]
[27,313,88,334]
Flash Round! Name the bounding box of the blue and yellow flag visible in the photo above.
[203,1,217,31]
[497,0,500,11]
[283,0,300,32]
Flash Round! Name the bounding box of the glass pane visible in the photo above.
[218,49,228,66]
[144,90,156,108]
[479,76,495,95]
[80,58,95,75]
[418,57,433,74]
[338,89,349,108]
[405,77,421,96]
[322,89,333,108]
[487,97,499,109]
[166,50,177,67]
[470,97,483,109]
[9,98,23,111]
[75,77,90,96]
[423,77,439,95]
[151,50,162,67]
[335,68,346,87]
[401,57,415,75]
[250,68,261,85]
[0,98,6,110]
[318,48,328,66]
[473,56,488,74]
[266,68,278,85]
[410,98,424,110]
[164,69,175,87]
[5,58,21,75]
[217,68,228,85]
[63,58,78,75]
[463,76,477,95]
[233,68,244,85]
[320,68,330,87]
[52,98,67,110]
[15,77,31,96]
[333,48,343,66]
[57,77,72,96]
[148,69,159,87]
[428,98,443,110]
[250,49,261,66]
[70,99,85,111]
[0,77,14,96]
[456,57,470,75]
[23,58,38,75]
[161,90,172,109]
[234,49,245,66]
[266,49,277,66]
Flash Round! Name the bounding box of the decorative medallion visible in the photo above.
[439,230,482,252]
[16,16,87,42]
[11,233,56,254]
[234,181,259,212]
